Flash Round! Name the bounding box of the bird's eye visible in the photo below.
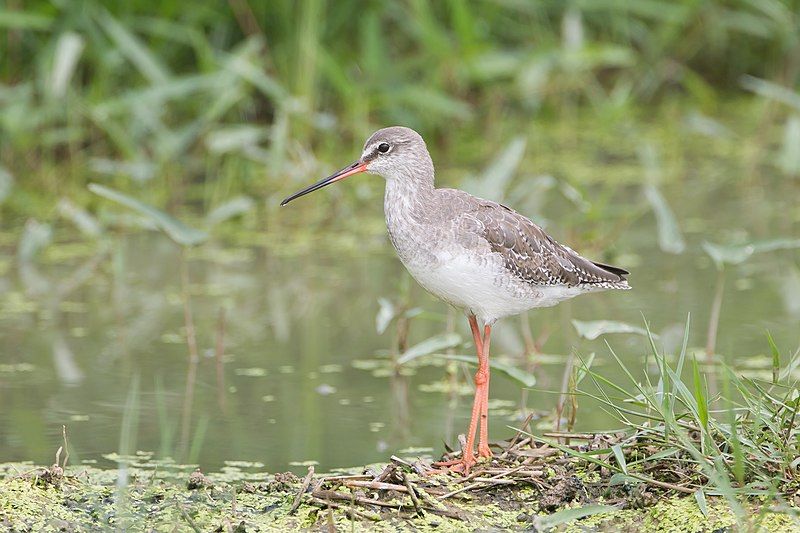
[377,142,390,153]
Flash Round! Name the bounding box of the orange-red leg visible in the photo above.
[477,324,493,458]
[432,315,489,475]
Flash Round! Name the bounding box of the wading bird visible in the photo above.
[281,127,629,474]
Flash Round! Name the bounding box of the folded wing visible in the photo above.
[463,201,629,289]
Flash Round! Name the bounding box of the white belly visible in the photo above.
[402,248,587,324]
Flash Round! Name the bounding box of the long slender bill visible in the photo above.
[280,161,367,206]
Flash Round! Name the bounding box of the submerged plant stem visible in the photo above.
[705,268,726,360]
[179,248,199,460]
[215,306,227,413]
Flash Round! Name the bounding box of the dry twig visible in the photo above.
[290,465,315,515]
[402,472,424,517]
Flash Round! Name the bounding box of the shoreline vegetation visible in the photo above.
[1,435,795,532]
[3,2,800,223]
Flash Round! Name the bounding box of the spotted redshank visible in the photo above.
[281,126,630,474]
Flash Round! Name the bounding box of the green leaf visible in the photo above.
[611,444,628,475]
[779,115,800,176]
[692,356,709,431]
[205,196,255,227]
[118,374,141,457]
[96,9,170,84]
[703,238,800,269]
[18,219,52,261]
[694,489,708,518]
[643,184,685,254]
[89,158,156,182]
[748,238,800,254]
[439,354,537,387]
[627,447,681,466]
[684,111,731,138]
[609,472,637,485]
[464,136,526,201]
[205,125,267,154]
[93,73,226,117]
[534,504,619,530]
[375,298,396,335]
[49,32,84,98]
[467,51,522,81]
[702,241,752,268]
[0,165,13,204]
[572,320,654,340]
[396,86,472,120]
[58,198,102,237]
[396,333,462,365]
[639,144,685,254]
[89,183,208,246]
[0,10,52,30]
[741,75,800,112]
[766,330,781,384]
[575,353,595,386]
[223,41,287,102]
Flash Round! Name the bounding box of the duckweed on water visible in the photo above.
[234,367,269,377]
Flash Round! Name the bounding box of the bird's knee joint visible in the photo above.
[474,371,488,386]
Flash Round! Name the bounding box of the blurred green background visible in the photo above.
[2,0,799,217]
[1,1,799,472]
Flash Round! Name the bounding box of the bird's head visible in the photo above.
[280,126,433,206]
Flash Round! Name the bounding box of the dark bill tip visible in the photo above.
[280,161,367,206]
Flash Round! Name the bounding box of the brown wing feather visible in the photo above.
[467,200,629,289]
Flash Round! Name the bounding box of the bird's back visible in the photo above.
[439,188,630,290]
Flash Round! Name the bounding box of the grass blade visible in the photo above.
[440,354,537,387]
[643,183,686,254]
[534,504,620,530]
[692,356,709,432]
[611,444,628,475]
[96,9,169,84]
[396,333,462,365]
[89,183,208,246]
[694,489,708,517]
[572,319,653,340]
[49,32,84,98]
[766,330,781,384]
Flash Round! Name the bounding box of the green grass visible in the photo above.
[1,0,799,223]
[522,315,800,528]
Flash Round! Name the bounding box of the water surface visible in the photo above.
[1,126,798,472]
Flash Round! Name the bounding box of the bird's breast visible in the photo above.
[385,213,439,268]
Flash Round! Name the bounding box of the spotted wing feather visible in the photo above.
[466,201,629,289]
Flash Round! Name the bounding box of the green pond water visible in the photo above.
[1,120,799,474]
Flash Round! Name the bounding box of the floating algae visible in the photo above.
[3,430,798,532]
[1,461,796,532]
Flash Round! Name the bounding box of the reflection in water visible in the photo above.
[178,249,200,462]
[443,308,460,445]
[51,335,84,386]
[518,313,549,419]
[215,307,227,414]
[389,372,410,443]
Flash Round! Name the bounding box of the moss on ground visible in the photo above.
[1,461,798,532]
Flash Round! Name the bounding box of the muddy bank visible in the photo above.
[0,454,795,532]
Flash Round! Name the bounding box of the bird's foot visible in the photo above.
[429,453,477,476]
[477,443,493,459]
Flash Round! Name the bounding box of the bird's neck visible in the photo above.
[384,171,436,218]
[383,171,438,263]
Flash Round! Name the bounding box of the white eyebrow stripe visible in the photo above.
[362,142,384,160]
